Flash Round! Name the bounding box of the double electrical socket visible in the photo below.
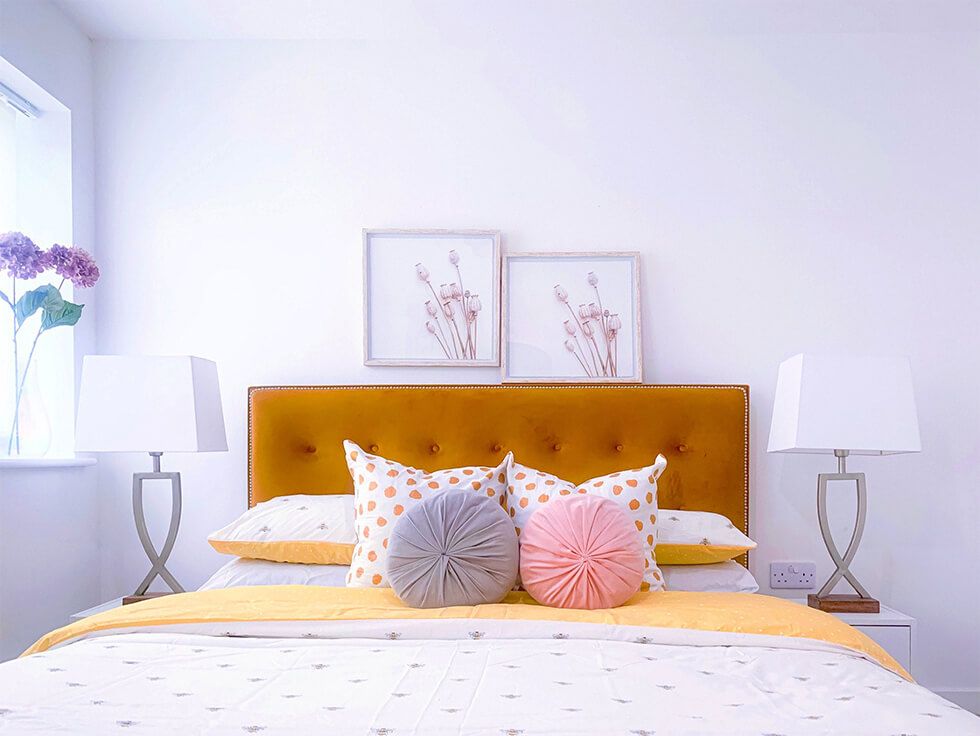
[769,561,817,589]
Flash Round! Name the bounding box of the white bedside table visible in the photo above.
[793,598,916,674]
[70,594,174,623]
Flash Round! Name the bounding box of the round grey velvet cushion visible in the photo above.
[387,492,519,609]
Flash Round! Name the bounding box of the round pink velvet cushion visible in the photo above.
[519,494,645,610]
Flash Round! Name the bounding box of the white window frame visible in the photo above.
[0,58,77,460]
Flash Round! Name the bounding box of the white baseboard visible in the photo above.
[933,689,980,715]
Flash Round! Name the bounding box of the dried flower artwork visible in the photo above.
[415,250,483,360]
[553,271,622,377]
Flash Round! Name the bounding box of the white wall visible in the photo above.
[0,0,99,658]
[91,3,979,697]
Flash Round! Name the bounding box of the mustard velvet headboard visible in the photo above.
[247,384,750,561]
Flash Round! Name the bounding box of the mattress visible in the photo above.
[1,587,976,735]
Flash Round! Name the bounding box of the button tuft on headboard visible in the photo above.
[369,444,379,453]
[615,444,624,452]
[305,445,317,454]
[492,443,502,452]
[553,443,562,451]
[677,443,689,453]
[430,444,440,453]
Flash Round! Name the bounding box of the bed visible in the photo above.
[1,385,976,735]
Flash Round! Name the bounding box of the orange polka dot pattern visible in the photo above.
[343,441,513,588]
[506,455,668,592]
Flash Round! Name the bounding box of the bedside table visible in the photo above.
[793,598,916,674]
[69,593,173,623]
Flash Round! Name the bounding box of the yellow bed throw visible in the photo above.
[24,587,908,680]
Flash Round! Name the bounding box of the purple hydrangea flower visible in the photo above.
[0,232,50,279]
[47,244,100,288]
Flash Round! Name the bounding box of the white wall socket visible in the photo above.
[769,561,817,589]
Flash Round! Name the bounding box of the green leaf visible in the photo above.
[0,289,11,308]
[14,285,63,327]
[41,300,83,330]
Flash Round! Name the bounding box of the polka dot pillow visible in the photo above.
[506,455,668,591]
[343,440,513,588]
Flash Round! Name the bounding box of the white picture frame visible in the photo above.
[363,229,501,366]
[503,252,642,383]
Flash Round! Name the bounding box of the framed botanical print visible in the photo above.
[503,252,642,383]
[363,229,500,366]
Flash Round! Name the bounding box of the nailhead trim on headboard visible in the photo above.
[246,383,750,565]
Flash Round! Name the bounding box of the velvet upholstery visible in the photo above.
[248,384,750,564]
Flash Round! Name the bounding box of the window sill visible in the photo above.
[0,456,97,469]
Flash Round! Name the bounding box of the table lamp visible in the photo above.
[76,355,227,596]
[767,354,920,613]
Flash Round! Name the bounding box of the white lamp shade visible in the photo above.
[76,355,228,453]
[767,354,921,455]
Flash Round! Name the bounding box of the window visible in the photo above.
[0,64,75,459]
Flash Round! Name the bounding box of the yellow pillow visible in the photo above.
[208,494,355,564]
[656,510,755,564]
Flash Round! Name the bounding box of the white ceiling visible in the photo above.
[52,0,980,41]
[51,0,432,40]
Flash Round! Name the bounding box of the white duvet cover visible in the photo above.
[1,617,976,735]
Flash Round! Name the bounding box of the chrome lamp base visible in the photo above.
[810,450,879,614]
[131,452,185,595]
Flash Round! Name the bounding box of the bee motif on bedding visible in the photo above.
[552,633,569,639]
[116,721,139,729]
[311,663,329,670]
[500,729,524,735]
[371,729,394,735]
[385,632,401,640]
[468,631,484,639]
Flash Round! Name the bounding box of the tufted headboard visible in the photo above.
[247,384,750,562]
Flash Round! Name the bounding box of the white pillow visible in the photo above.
[344,441,512,588]
[199,558,349,591]
[208,494,355,564]
[656,509,756,564]
[661,561,759,593]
